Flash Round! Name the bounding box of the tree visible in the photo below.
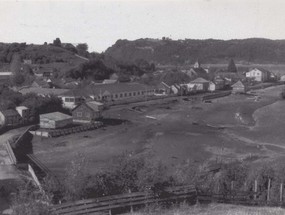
[227,59,237,73]
[76,43,88,56]
[53,38,62,47]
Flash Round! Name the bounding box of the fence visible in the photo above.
[53,185,197,215]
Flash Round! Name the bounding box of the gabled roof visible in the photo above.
[86,101,103,112]
[232,80,245,87]
[102,79,117,84]
[248,68,270,74]
[0,109,20,117]
[191,77,209,83]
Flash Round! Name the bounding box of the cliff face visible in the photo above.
[105,38,285,65]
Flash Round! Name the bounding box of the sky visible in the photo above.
[1,0,285,52]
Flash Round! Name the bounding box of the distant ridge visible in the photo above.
[105,38,285,65]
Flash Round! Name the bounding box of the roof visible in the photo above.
[191,77,209,83]
[0,72,12,76]
[19,87,69,96]
[248,68,270,73]
[0,109,20,117]
[102,79,117,84]
[86,101,104,112]
[40,112,72,121]
[232,80,245,87]
[61,83,155,97]
[16,106,28,110]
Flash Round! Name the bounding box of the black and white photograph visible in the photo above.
[1,0,285,214]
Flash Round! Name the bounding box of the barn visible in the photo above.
[40,112,73,129]
[72,101,104,123]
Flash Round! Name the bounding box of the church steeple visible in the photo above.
[194,59,201,69]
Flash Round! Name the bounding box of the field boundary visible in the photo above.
[53,185,197,215]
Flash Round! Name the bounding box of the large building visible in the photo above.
[60,83,156,106]
[72,101,104,123]
[246,68,270,82]
[39,112,73,129]
[187,77,210,92]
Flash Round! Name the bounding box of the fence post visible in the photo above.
[267,178,271,203]
[254,180,257,200]
[280,183,283,204]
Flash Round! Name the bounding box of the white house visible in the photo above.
[246,68,270,82]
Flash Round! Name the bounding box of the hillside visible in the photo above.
[105,38,285,65]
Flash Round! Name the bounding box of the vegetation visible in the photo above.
[0,84,66,122]
[105,38,285,64]
[227,59,237,73]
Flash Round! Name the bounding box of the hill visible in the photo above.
[105,38,285,65]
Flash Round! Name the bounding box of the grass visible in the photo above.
[129,203,285,215]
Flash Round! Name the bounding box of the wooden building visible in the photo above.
[72,101,104,123]
[40,112,73,129]
[232,80,247,94]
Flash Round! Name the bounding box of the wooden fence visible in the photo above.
[53,185,196,215]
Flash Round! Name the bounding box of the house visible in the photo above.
[246,68,270,82]
[39,112,73,129]
[0,109,22,126]
[15,106,29,123]
[232,80,247,94]
[183,60,208,80]
[31,79,51,88]
[72,101,104,123]
[188,77,210,92]
[280,75,285,82]
[155,82,172,95]
[208,82,217,92]
[58,89,86,109]
[208,77,225,92]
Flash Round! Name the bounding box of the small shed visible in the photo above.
[72,101,104,123]
[40,112,73,129]
[232,80,247,94]
[16,106,29,123]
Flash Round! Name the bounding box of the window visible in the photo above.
[129,92,132,96]
[77,112,82,117]
[138,92,141,95]
[120,94,123,98]
[124,93,128,97]
[133,92,136,96]
[115,94,118,98]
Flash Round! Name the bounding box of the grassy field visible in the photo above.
[32,85,285,179]
[128,203,285,215]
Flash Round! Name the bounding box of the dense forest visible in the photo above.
[105,38,285,65]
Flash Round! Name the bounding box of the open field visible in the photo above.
[128,203,285,215]
[32,85,285,179]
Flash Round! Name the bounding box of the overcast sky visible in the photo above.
[1,0,285,52]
